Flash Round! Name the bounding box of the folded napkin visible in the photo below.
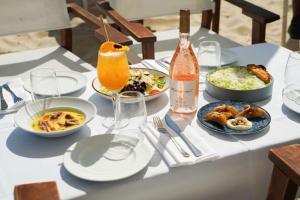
[0,79,30,115]
[144,123,218,167]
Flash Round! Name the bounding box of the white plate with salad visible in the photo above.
[92,68,169,101]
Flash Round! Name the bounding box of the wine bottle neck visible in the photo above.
[179,33,190,48]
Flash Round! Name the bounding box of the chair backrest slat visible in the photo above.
[107,0,213,21]
[0,0,71,36]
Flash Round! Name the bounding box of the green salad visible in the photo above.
[208,67,267,90]
[99,69,167,95]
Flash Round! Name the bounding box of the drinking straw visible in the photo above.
[100,15,110,41]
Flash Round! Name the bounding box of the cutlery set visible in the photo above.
[153,116,190,157]
[153,115,203,157]
[0,84,23,111]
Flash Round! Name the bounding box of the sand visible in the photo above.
[0,0,298,66]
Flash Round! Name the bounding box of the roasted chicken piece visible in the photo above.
[247,64,271,84]
[205,111,231,127]
[213,104,240,117]
[237,104,267,118]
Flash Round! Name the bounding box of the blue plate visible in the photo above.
[197,101,271,135]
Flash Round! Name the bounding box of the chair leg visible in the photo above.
[201,10,212,29]
[60,28,73,52]
[212,0,221,33]
[252,20,266,44]
[142,42,155,59]
[266,166,298,200]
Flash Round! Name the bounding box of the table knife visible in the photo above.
[164,114,202,157]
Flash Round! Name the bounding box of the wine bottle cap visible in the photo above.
[180,9,190,33]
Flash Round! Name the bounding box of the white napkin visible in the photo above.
[144,124,219,167]
[0,79,30,115]
[131,59,169,74]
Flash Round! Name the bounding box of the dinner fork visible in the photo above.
[153,116,190,157]
[3,84,23,103]
[0,86,8,110]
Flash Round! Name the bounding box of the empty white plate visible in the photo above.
[24,71,87,95]
[64,134,153,181]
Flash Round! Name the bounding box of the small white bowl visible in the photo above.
[14,97,96,137]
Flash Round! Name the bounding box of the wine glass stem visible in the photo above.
[112,92,120,128]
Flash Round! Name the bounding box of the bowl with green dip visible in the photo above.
[206,66,273,102]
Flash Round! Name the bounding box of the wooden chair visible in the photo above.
[266,144,300,200]
[0,0,131,56]
[96,0,280,61]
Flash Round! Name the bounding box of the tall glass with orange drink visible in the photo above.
[97,43,129,90]
[97,41,130,127]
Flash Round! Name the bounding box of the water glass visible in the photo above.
[283,51,300,103]
[30,68,60,101]
[197,41,221,68]
[116,91,147,138]
[284,51,300,86]
[104,91,147,161]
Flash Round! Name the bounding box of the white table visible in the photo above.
[0,43,297,200]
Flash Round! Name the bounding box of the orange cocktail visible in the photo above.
[97,41,129,90]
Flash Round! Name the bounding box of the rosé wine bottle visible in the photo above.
[169,9,199,114]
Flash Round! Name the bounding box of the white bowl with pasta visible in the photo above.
[14,97,96,137]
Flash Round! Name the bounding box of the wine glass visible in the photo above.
[97,50,129,128]
[103,91,147,161]
[283,51,300,104]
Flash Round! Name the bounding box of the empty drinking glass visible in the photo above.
[283,51,300,104]
[197,41,221,68]
[116,91,147,138]
[197,41,221,87]
[30,68,60,101]
[104,91,147,160]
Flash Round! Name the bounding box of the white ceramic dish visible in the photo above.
[24,71,87,95]
[64,134,153,181]
[14,97,96,137]
[92,68,169,101]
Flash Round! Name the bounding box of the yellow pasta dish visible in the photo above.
[32,109,85,132]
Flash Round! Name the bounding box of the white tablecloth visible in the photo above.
[0,43,297,200]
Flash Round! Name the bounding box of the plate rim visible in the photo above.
[282,94,300,114]
[197,101,271,135]
[23,71,87,95]
[92,67,169,99]
[63,134,153,181]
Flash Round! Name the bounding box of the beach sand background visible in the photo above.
[0,0,298,66]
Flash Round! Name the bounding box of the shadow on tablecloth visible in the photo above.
[6,126,91,158]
